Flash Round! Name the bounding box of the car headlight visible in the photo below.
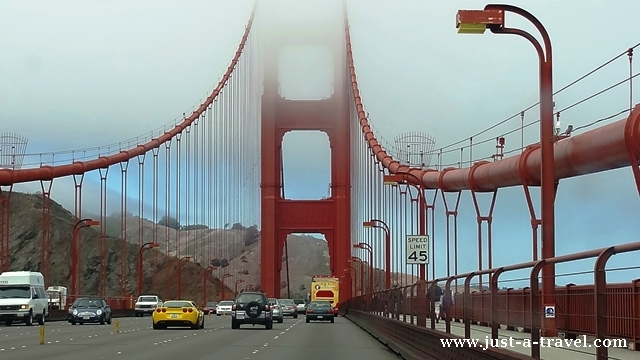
[96,309,102,315]
[20,304,29,310]
[72,309,78,315]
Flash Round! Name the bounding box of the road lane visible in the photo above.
[257,316,402,360]
[2,314,401,360]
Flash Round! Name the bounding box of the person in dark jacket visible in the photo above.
[441,289,453,320]
[430,283,443,323]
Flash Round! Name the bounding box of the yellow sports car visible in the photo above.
[152,300,205,330]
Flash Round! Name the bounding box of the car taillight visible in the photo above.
[307,309,313,314]
[161,308,166,313]
[188,308,193,313]
[232,304,236,310]
[182,308,188,313]
[156,308,162,313]
[291,306,296,309]
[265,305,270,311]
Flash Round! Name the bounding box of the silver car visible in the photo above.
[294,299,306,314]
[268,298,284,323]
[278,299,298,318]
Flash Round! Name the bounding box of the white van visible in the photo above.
[0,271,48,326]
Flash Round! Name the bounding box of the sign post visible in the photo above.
[406,235,429,265]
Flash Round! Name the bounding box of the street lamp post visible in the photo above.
[456,4,556,345]
[344,266,358,296]
[71,219,100,297]
[341,272,355,299]
[176,256,191,299]
[138,242,160,295]
[363,219,391,289]
[221,274,233,300]
[234,279,245,296]
[349,257,365,296]
[384,172,429,327]
[383,173,428,281]
[202,266,218,306]
[353,243,374,294]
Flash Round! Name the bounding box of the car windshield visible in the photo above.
[75,299,103,308]
[163,301,193,308]
[268,298,278,305]
[279,299,295,305]
[205,302,218,307]
[309,301,332,308]
[217,301,234,306]
[293,299,305,304]
[236,293,265,304]
[138,296,157,302]
[0,286,30,299]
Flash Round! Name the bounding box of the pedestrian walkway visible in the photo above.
[392,314,640,359]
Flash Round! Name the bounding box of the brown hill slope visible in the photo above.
[5,192,229,302]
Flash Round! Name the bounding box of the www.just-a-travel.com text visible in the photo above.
[440,335,627,351]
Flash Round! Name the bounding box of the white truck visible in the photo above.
[46,285,67,310]
[134,295,163,317]
[0,271,48,326]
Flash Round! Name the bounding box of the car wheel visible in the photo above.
[278,318,283,323]
[100,316,105,325]
[305,318,310,323]
[293,314,298,319]
[265,321,272,330]
[153,322,160,330]
[71,321,76,325]
[25,311,33,326]
[231,319,239,329]
[107,315,112,325]
[38,311,45,325]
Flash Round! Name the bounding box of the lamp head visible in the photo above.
[85,220,100,226]
[456,9,504,34]
[383,174,404,185]
[149,243,160,249]
[362,221,375,228]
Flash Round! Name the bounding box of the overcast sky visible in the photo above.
[1,0,639,285]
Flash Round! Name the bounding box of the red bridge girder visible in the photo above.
[360,104,640,192]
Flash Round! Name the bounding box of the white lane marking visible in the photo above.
[274,335,279,339]
[263,343,268,347]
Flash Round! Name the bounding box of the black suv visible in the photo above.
[231,292,272,329]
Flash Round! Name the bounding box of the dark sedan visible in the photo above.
[305,301,334,323]
[68,297,112,325]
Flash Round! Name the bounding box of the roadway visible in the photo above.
[0,314,402,360]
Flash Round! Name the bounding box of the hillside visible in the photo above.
[5,192,229,302]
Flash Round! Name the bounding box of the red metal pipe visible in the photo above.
[176,256,190,299]
[350,257,364,296]
[354,243,374,295]
[0,6,258,186]
[202,266,217,306]
[365,219,391,289]
[363,111,639,192]
[138,242,159,296]
[234,279,245,297]
[220,274,233,301]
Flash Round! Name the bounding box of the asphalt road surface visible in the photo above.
[0,314,402,360]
